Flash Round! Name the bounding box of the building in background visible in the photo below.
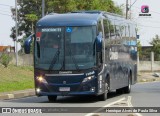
[0,46,15,53]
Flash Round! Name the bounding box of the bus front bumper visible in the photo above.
[35,80,98,96]
[36,91,97,96]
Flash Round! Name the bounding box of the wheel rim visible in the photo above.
[128,75,131,90]
[104,83,108,99]
[105,83,108,93]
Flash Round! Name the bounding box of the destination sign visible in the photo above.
[42,28,61,32]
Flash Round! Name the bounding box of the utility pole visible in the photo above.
[126,0,129,19]
[15,0,18,66]
[129,0,138,20]
[130,0,131,19]
[42,0,45,17]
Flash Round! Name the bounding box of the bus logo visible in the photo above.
[63,81,66,84]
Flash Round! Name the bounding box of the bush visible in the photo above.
[0,53,12,68]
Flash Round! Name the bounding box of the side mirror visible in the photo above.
[136,35,140,39]
[24,34,35,54]
[96,32,102,52]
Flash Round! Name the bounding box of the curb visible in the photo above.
[0,89,35,100]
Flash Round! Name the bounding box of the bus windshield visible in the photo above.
[35,26,97,71]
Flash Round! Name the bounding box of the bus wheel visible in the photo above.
[116,88,123,94]
[48,95,57,102]
[124,73,131,93]
[99,83,108,101]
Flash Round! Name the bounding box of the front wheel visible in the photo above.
[48,95,57,102]
[99,83,108,101]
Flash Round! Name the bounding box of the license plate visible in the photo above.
[59,87,70,91]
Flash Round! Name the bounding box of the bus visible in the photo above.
[24,11,137,102]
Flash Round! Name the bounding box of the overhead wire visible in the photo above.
[1,2,160,28]
[0,10,11,13]
[0,3,13,16]
[0,12,11,16]
[132,6,160,15]
[0,3,13,7]
[129,6,160,28]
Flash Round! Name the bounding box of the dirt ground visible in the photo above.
[138,71,160,82]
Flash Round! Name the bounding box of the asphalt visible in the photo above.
[0,89,35,100]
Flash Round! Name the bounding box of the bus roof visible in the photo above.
[36,11,135,27]
[37,13,101,27]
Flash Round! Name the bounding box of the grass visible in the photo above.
[0,64,34,92]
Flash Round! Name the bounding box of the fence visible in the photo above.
[10,53,33,66]
[138,52,160,72]
[138,61,160,72]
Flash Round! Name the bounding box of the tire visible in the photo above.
[48,95,57,102]
[99,82,108,101]
[116,88,123,94]
[124,73,131,93]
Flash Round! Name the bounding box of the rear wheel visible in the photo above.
[48,95,57,102]
[124,73,131,93]
[116,88,123,94]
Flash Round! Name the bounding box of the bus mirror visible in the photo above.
[24,34,35,54]
[136,35,140,39]
[96,32,102,52]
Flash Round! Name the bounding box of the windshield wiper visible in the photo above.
[48,50,60,71]
[68,46,80,71]
[60,60,64,70]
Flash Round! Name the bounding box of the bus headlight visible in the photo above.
[82,76,94,83]
[36,76,48,84]
[36,88,41,93]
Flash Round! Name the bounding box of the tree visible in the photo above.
[25,14,38,33]
[150,35,160,60]
[47,0,77,13]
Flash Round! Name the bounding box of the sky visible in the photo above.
[0,0,160,47]
[113,0,160,46]
[0,0,14,46]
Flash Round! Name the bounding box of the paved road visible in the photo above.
[1,81,160,116]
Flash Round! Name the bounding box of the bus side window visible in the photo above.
[103,19,110,39]
[130,24,133,38]
[97,21,103,65]
[125,24,130,37]
[98,21,103,35]
[128,25,130,38]
[109,21,115,39]
[120,25,124,38]
[115,25,122,39]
